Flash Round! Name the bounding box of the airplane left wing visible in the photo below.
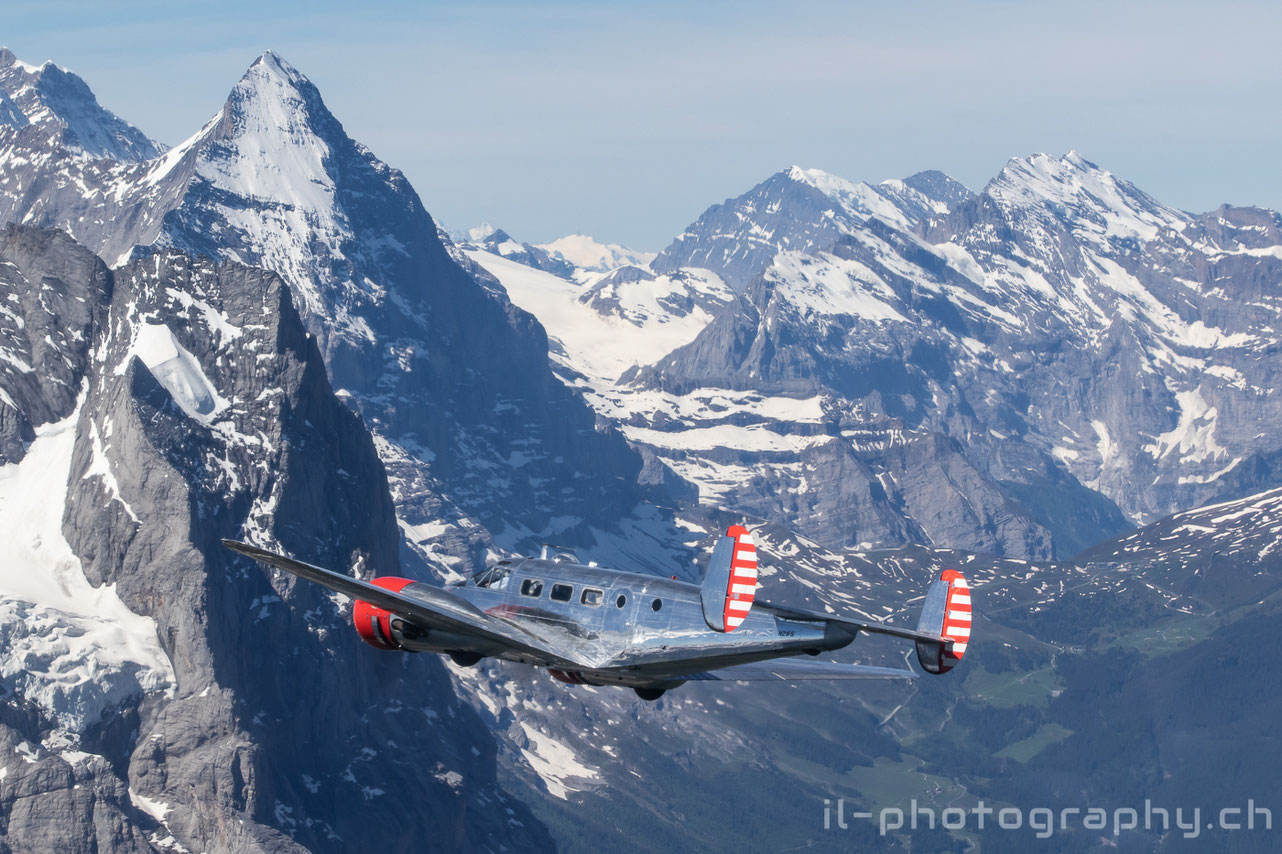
[221,540,586,667]
[685,659,916,681]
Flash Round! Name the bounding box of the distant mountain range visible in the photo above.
[467,151,1282,561]
[2,44,1281,853]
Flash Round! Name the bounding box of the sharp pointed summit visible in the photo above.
[225,49,327,123]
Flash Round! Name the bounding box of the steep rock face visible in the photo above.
[1186,203,1282,250]
[930,152,1282,522]
[80,249,550,852]
[0,699,157,854]
[0,228,175,854]
[0,223,111,462]
[0,227,550,853]
[0,230,185,850]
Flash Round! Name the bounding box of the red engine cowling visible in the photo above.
[353,577,416,650]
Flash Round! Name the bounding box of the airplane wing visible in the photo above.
[685,659,917,681]
[221,540,587,668]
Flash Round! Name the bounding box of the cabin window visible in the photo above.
[520,578,543,598]
[550,583,573,602]
[651,598,663,611]
[616,594,627,608]
[580,588,604,607]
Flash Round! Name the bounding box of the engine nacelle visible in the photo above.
[353,577,416,650]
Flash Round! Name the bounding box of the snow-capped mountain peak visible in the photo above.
[250,49,299,79]
[652,164,973,290]
[461,222,498,243]
[985,150,1188,242]
[877,169,975,223]
[784,164,914,230]
[227,50,326,125]
[129,50,383,337]
[0,46,161,162]
[535,233,656,273]
[204,51,339,216]
[0,46,42,75]
[785,164,976,231]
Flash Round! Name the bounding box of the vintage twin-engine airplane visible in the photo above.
[223,525,972,700]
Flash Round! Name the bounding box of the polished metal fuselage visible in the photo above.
[391,557,856,688]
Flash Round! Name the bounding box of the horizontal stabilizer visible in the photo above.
[687,659,917,681]
[756,599,951,646]
[755,568,971,676]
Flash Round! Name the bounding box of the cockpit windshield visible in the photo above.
[472,560,513,590]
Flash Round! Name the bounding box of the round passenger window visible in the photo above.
[651,598,662,611]
[616,594,627,608]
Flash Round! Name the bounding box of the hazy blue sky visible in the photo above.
[5,0,1280,248]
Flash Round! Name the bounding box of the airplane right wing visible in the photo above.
[221,539,588,668]
[685,659,917,681]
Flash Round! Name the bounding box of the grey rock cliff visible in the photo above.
[0,224,111,462]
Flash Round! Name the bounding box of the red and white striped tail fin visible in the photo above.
[701,524,759,633]
[915,568,972,674]
[939,569,971,662]
[723,525,758,631]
